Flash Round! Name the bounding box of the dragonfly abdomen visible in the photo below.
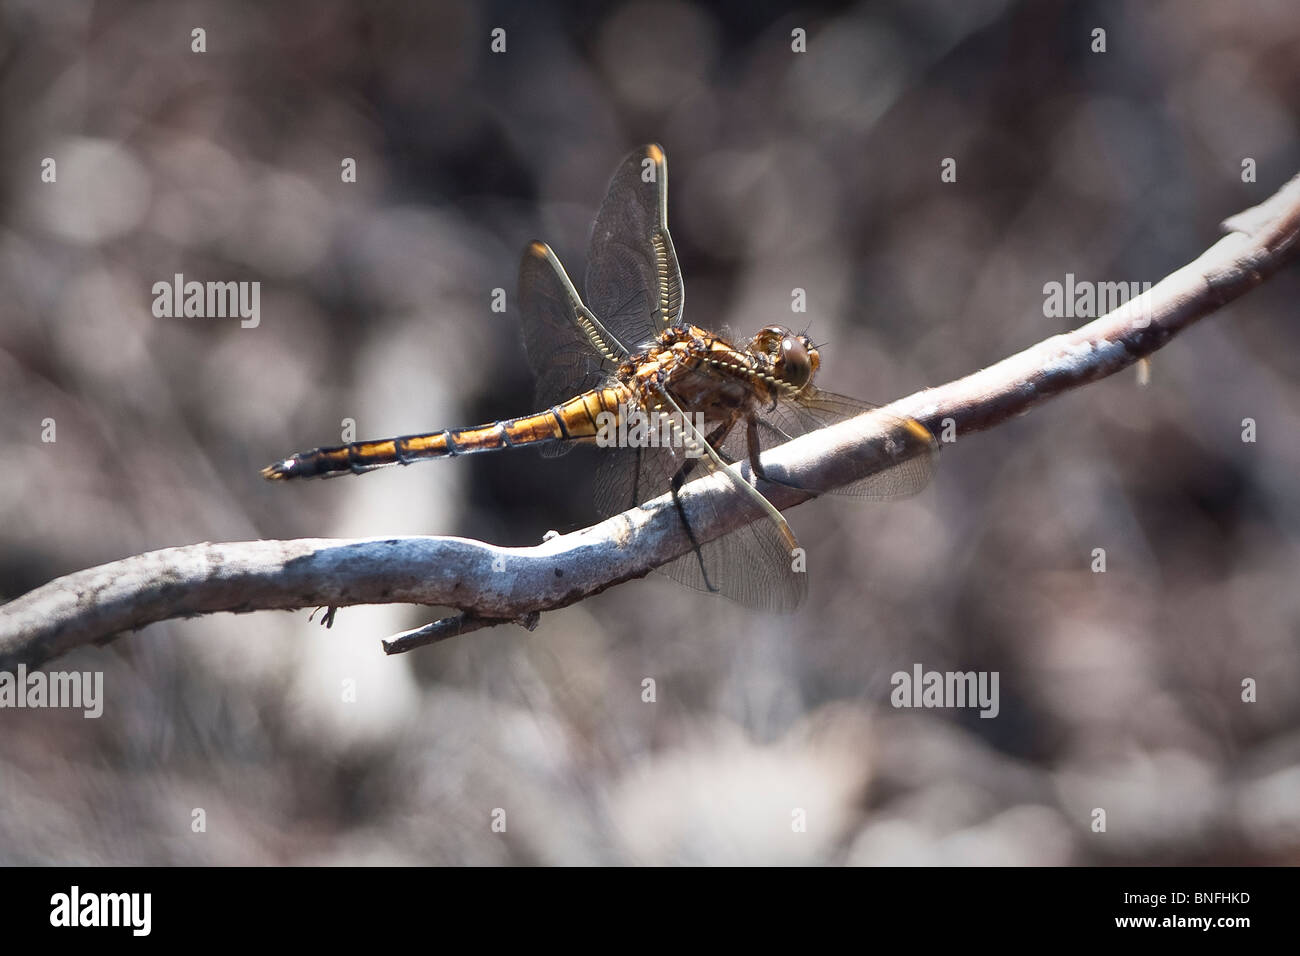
[260,385,633,480]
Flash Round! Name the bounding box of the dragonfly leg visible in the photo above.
[746,414,807,491]
[746,415,773,482]
[668,420,734,593]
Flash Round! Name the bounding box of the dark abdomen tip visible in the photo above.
[260,459,299,480]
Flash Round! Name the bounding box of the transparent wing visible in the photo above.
[585,144,685,350]
[655,468,808,612]
[718,387,938,498]
[592,392,807,613]
[518,241,630,456]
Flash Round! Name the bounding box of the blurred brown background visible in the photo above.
[2,0,1298,864]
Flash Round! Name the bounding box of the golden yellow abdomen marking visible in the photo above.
[261,384,636,480]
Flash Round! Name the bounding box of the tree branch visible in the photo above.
[4,172,1300,668]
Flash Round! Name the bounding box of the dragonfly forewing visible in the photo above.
[585,144,684,351]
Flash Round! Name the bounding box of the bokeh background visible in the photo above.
[2,0,1298,864]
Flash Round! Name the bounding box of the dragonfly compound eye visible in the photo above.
[799,334,821,379]
[780,335,813,389]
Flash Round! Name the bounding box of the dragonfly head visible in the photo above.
[753,325,820,392]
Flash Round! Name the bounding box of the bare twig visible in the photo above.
[4,173,1300,668]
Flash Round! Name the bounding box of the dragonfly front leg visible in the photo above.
[746,413,806,490]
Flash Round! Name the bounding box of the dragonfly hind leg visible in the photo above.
[668,420,735,594]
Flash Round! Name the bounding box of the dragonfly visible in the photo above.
[262,145,937,611]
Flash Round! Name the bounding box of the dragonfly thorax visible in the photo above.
[617,324,820,424]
